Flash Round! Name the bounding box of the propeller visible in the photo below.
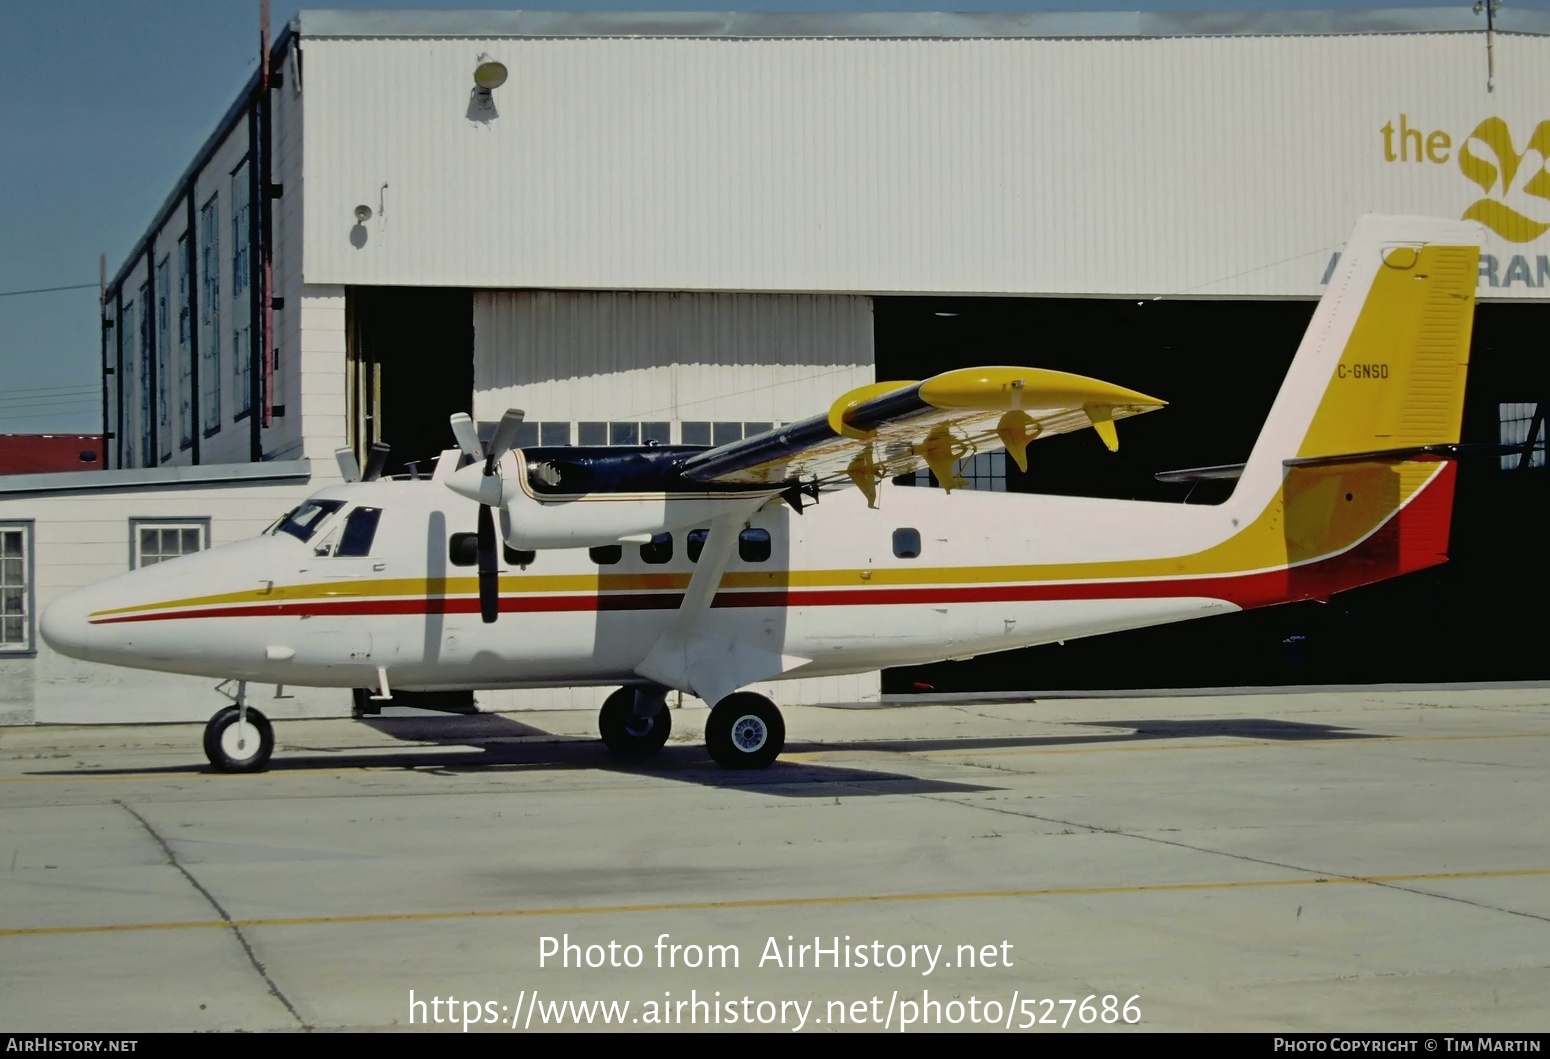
[447,409,526,623]
[334,442,391,482]
[362,441,391,482]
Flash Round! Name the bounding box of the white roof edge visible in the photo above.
[0,460,313,497]
[293,7,1550,40]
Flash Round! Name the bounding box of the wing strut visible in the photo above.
[634,506,810,706]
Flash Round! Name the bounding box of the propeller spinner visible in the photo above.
[447,409,525,623]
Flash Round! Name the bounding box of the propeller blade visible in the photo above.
[449,413,484,462]
[487,408,527,465]
[334,447,362,482]
[477,503,499,624]
[362,442,391,482]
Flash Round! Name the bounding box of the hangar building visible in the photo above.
[3,8,1547,723]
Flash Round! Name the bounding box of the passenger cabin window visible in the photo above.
[274,500,344,543]
[449,534,535,568]
[686,528,709,563]
[640,533,673,565]
[334,507,382,557]
[590,545,622,565]
[893,528,922,559]
[738,528,772,563]
[449,533,478,567]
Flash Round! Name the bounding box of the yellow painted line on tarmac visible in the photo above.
[3,866,1547,939]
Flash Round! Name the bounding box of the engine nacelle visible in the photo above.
[449,448,773,550]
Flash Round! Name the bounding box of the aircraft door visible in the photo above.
[310,505,394,664]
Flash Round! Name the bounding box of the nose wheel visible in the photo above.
[705,692,785,769]
[203,705,274,773]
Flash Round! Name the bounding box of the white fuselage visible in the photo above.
[40,476,1259,696]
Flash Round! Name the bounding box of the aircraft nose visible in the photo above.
[40,585,103,661]
[40,589,95,663]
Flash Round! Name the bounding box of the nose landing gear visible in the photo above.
[203,680,275,773]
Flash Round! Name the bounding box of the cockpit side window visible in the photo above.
[273,500,345,542]
[334,507,382,557]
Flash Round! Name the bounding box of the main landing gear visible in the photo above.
[705,692,785,769]
[598,686,673,755]
[203,681,274,773]
[597,687,786,768]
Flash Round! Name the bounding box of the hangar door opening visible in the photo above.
[347,287,475,477]
[874,296,1548,692]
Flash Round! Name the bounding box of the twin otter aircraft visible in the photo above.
[42,215,1483,773]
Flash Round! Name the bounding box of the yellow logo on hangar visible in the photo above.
[1381,114,1550,244]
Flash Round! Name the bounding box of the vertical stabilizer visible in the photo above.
[1239,215,1482,492]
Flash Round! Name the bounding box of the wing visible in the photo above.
[680,366,1166,505]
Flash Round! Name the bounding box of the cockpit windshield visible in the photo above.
[271,499,345,542]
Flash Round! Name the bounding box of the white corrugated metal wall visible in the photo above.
[301,29,1550,299]
[472,291,874,427]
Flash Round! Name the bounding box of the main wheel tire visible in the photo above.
[705,692,785,769]
[598,687,672,756]
[203,706,275,773]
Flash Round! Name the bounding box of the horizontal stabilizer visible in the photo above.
[1157,443,1521,485]
[1154,462,1246,485]
[1282,443,1525,469]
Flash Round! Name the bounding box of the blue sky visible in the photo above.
[1,0,1543,435]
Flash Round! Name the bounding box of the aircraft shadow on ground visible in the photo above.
[780,715,1383,757]
[27,714,1380,795]
[344,713,998,797]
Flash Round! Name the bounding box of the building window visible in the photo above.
[201,192,224,430]
[139,280,152,468]
[121,298,138,468]
[155,257,172,462]
[679,422,773,447]
[232,167,253,419]
[132,519,210,569]
[484,420,575,450]
[1499,402,1546,470]
[909,450,1008,491]
[177,234,193,450]
[0,523,33,653]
